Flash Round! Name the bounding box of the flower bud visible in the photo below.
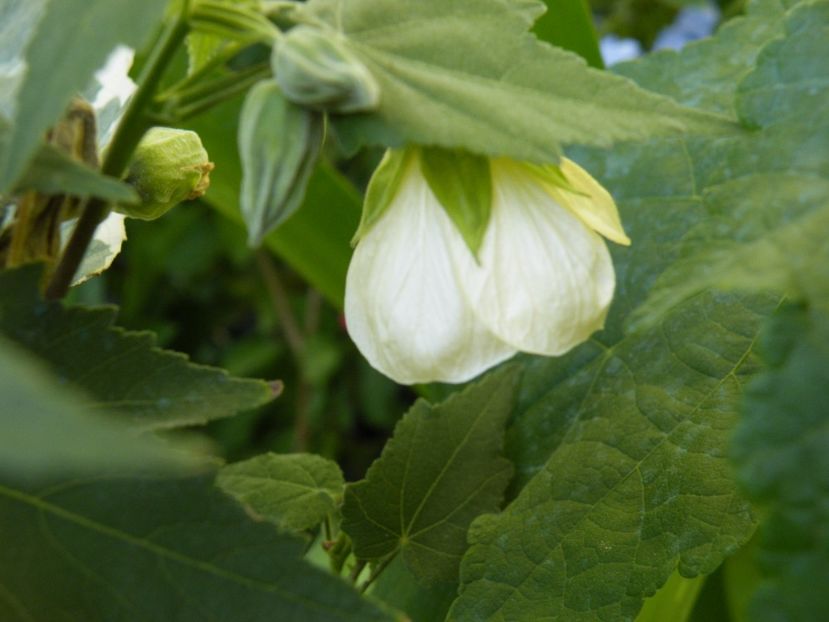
[119,127,213,220]
[272,25,380,113]
[238,80,323,245]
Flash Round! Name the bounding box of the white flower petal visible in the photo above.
[455,160,616,356]
[345,160,515,385]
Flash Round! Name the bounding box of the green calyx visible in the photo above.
[119,127,213,221]
[272,25,380,113]
[351,149,412,246]
[419,147,492,259]
[352,147,493,259]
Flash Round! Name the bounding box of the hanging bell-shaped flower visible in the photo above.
[345,149,630,385]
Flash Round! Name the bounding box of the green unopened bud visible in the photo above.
[273,25,380,113]
[238,80,323,245]
[119,127,213,220]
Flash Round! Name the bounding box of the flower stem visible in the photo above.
[45,8,189,300]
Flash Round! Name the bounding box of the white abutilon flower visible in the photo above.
[345,150,631,385]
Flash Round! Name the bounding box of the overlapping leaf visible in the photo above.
[0,0,168,192]
[447,0,822,618]
[15,139,139,203]
[0,265,275,430]
[301,0,733,163]
[0,336,199,478]
[630,0,829,328]
[341,366,518,584]
[0,474,394,621]
[217,453,344,532]
[731,306,829,621]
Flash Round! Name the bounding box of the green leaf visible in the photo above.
[0,0,168,192]
[419,147,492,257]
[371,556,458,622]
[624,1,829,329]
[722,536,763,622]
[184,96,361,308]
[1,115,133,202]
[0,265,275,430]
[629,178,829,331]
[735,2,829,129]
[450,292,771,621]
[341,366,519,584]
[533,0,604,69]
[0,336,199,479]
[185,0,258,74]
[0,0,46,119]
[302,0,734,164]
[0,473,395,621]
[731,305,829,621]
[448,2,810,618]
[217,452,345,533]
[635,569,705,622]
[613,0,785,118]
[15,139,139,203]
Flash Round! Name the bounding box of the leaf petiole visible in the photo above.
[358,552,398,594]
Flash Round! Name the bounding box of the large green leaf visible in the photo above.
[184,96,361,308]
[302,0,734,164]
[0,336,199,478]
[0,265,275,430]
[731,305,829,621]
[0,0,168,192]
[341,366,518,585]
[0,474,395,621]
[628,1,829,328]
[450,291,771,620]
[217,453,345,533]
[447,1,816,619]
[613,0,785,117]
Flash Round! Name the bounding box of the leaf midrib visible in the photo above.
[0,482,355,619]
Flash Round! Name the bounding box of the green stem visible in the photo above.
[349,559,367,584]
[358,552,397,594]
[156,41,247,99]
[328,532,352,576]
[167,63,270,121]
[45,8,189,300]
[323,514,333,542]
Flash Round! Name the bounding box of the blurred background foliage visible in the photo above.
[68,0,735,480]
